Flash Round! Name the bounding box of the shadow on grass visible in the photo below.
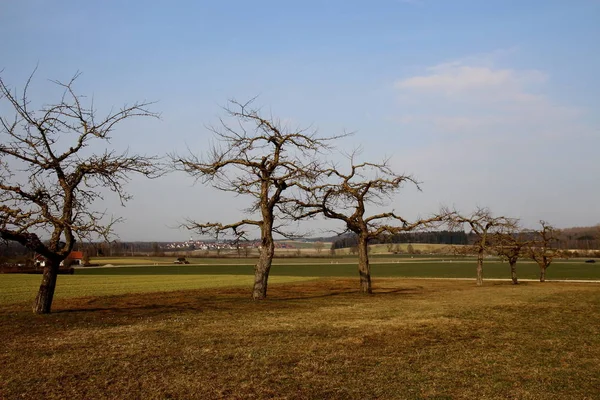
[48,280,424,314]
[2,279,435,327]
[55,302,204,314]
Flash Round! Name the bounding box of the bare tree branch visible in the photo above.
[491,220,527,284]
[527,220,560,282]
[0,70,160,313]
[293,152,448,293]
[451,207,518,286]
[170,98,347,299]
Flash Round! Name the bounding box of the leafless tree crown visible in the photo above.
[528,220,560,263]
[171,99,345,239]
[171,99,348,299]
[451,208,517,239]
[0,70,160,258]
[297,151,446,238]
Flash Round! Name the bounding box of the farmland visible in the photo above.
[2,256,600,399]
[2,256,600,306]
[1,277,600,399]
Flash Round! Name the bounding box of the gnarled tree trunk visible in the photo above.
[476,248,484,286]
[253,217,274,300]
[539,266,546,282]
[253,241,274,299]
[510,261,518,284]
[357,235,372,294]
[33,258,60,314]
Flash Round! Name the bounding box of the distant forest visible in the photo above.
[330,226,600,251]
[330,230,470,249]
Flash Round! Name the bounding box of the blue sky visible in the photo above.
[1,0,599,240]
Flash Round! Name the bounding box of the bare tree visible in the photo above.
[171,99,341,300]
[314,241,324,254]
[297,154,446,294]
[0,71,159,314]
[528,220,559,282]
[386,242,394,253]
[492,221,527,285]
[452,208,516,286]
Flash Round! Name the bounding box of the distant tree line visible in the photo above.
[0,242,34,265]
[4,228,599,260]
[330,227,600,251]
[330,230,469,249]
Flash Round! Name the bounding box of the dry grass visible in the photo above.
[1,279,599,399]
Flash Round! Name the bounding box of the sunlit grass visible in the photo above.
[0,274,315,305]
[4,258,598,306]
[1,279,599,399]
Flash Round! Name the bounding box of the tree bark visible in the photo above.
[33,259,60,314]
[510,261,518,284]
[357,235,372,294]
[253,220,274,300]
[539,266,546,282]
[476,249,484,286]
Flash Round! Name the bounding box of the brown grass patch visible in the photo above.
[1,278,599,399]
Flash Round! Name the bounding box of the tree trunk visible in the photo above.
[33,259,60,314]
[357,235,372,294]
[253,224,274,300]
[476,249,484,286]
[539,265,546,282]
[510,261,518,284]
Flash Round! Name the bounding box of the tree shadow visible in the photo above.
[28,279,431,323]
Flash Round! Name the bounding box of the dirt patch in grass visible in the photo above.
[1,279,599,399]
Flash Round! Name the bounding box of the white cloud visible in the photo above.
[397,66,513,91]
[393,54,580,139]
[388,51,598,228]
[395,64,548,99]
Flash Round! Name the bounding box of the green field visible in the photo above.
[89,253,453,265]
[0,275,313,305]
[2,257,598,306]
[77,259,600,280]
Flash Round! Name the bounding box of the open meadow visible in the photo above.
[2,256,600,305]
[2,256,600,399]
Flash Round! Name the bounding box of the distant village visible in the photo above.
[165,239,296,251]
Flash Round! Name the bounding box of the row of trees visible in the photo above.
[451,210,560,285]
[331,219,562,285]
[171,100,453,297]
[331,225,600,252]
[0,72,571,314]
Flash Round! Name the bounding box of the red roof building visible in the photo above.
[34,251,84,267]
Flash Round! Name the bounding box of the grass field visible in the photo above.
[2,258,599,306]
[1,278,599,399]
[0,275,314,305]
[89,253,452,266]
[77,259,600,280]
[2,257,599,399]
